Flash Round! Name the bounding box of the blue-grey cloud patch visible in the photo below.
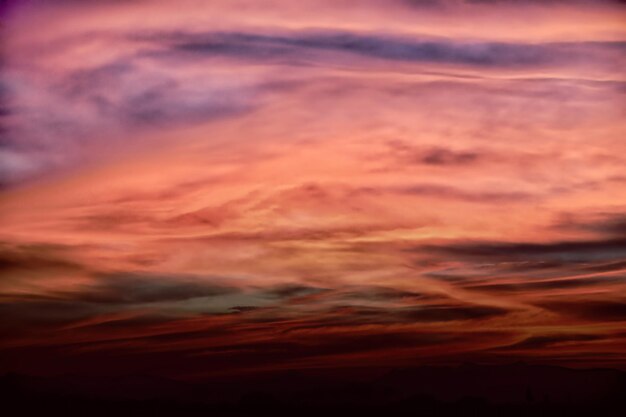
[73,272,241,304]
[0,57,259,186]
[0,271,244,336]
[159,30,625,69]
[4,25,623,187]
[59,61,254,127]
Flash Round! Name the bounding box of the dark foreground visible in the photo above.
[2,363,625,416]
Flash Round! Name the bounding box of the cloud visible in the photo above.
[0,299,99,332]
[398,183,534,203]
[3,17,623,188]
[555,212,626,238]
[248,181,536,208]
[579,260,626,274]
[496,333,604,351]
[536,300,626,322]
[72,272,241,304]
[422,237,626,263]
[292,303,510,327]
[163,30,624,68]
[0,57,259,185]
[1,0,625,375]
[466,275,626,293]
[399,304,509,322]
[0,242,83,275]
[0,243,87,291]
[385,140,482,166]
[463,0,622,5]
[263,284,327,299]
[338,285,427,302]
[60,61,254,127]
[0,270,244,336]
[405,0,624,6]
[420,147,480,165]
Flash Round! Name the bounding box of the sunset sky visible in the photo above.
[1,0,625,379]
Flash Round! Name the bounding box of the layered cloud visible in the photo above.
[0,0,625,377]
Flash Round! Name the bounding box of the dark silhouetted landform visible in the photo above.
[2,363,625,416]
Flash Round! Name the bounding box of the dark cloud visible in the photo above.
[339,285,427,301]
[403,0,447,8]
[536,300,626,322]
[496,333,604,350]
[263,284,327,299]
[241,301,511,336]
[230,305,263,313]
[579,260,626,273]
[404,0,625,6]
[296,303,510,327]
[162,30,624,68]
[421,237,626,263]
[0,298,511,374]
[0,242,84,277]
[0,271,242,335]
[556,212,626,238]
[386,141,481,166]
[399,304,509,322]
[466,275,625,293]
[74,272,240,304]
[58,61,253,128]
[421,147,480,165]
[495,260,568,272]
[464,0,623,4]
[376,182,542,204]
[0,299,98,331]
[73,314,177,331]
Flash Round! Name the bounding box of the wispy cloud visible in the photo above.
[0,0,625,377]
[161,30,625,69]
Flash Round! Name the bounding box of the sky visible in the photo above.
[0,0,625,379]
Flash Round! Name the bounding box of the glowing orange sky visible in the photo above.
[1,0,625,378]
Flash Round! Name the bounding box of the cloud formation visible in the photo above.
[0,0,625,377]
[166,30,625,68]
